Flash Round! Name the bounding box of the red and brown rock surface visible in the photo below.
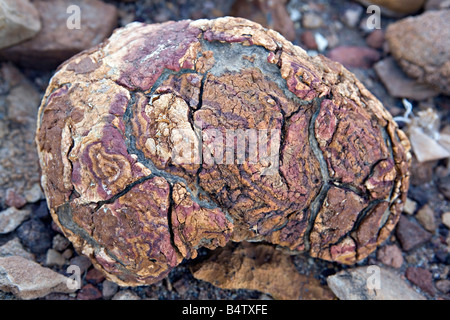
[36,17,411,286]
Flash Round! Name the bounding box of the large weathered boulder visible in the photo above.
[36,17,411,286]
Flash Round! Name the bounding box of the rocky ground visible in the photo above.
[0,0,449,300]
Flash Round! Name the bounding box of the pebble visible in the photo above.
[327,266,425,300]
[77,283,102,300]
[302,12,323,29]
[85,267,106,284]
[0,256,76,299]
[376,244,403,268]
[102,280,119,299]
[438,177,450,200]
[33,200,50,219]
[5,188,27,209]
[16,218,53,254]
[0,207,31,234]
[374,58,440,101]
[0,0,41,49]
[0,0,118,69]
[435,279,450,293]
[341,4,363,28]
[45,248,66,267]
[300,31,317,50]
[442,212,450,229]
[314,32,329,52]
[327,46,380,69]
[68,255,92,275]
[0,237,34,260]
[112,290,141,300]
[403,198,418,215]
[365,29,385,49]
[52,234,71,252]
[415,204,436,232]
[405,267,435,296]
[396,215,432,251]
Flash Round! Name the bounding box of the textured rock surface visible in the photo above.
[327,266,426,300]
[0,63,42,208]
[0,256,76,299]
[0,0,118,69]
[0,0,41,50]
[36,17,411,286]
[191,242,335,300]
[386,10,450,95]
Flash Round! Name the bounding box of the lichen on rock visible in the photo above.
[36,17,411,286]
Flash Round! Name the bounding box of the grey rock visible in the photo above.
[0,0,41,49]
[112,290,141,300]
[327,266,426,300]
[102,280,119,299]
[0,237,34,260]
[45,248,66,267]
[0,256,76,299]
[16,219,53,254]
[0,207,31,234]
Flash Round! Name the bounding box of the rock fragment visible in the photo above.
[191,242,335,300]
[0,0,41,50]
[0,256,76,299]
[396,215,432,251]
[0,0,118,69]
[0,207,31,234]
[386,10,450,95]
[327,266,426,300]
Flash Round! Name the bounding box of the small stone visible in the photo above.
[62,248,73,259]
[16,219,53,254]
[52,234,71,252]
[45,248,66,267]
[0,256,76,299]
[405,267,435,296]
[85,268,106,284]
[327,46,380,69]
[327,266,426,300]
[0,0,41,49]
[403,198,418,215]
[409,156,437,186]
[0,237,34,260]
[415,204,436,232]
[173,278,189,295]
[23,183,44,204]
[396,215,432,251]
[0,207,31,234]
[435,279,450,293]
[386,10,450,95]
[77,283,102,300]
[442,212,450,229]
[374,58,440,101]
[112,290,141,300]
[314,32,328,52]
[68,255,92,275]
[300,31,317,50]
[102,280,119,299]
[5,188,27,209]
[376,244,403,268]
[302,12,323,29]
[438,177,450,200]
[366,30,385,49]
[341,4,363,28]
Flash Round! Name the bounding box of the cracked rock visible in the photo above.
[36,17,411,286]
